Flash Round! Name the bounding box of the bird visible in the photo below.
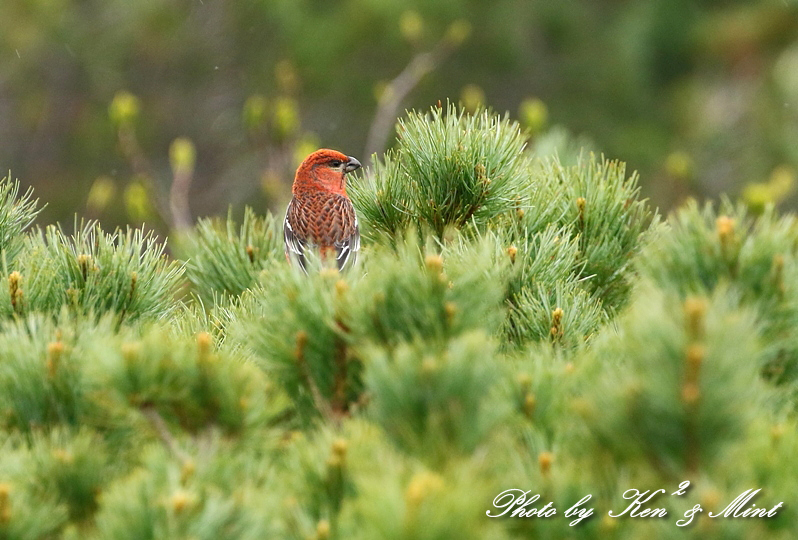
[283,149,362,273]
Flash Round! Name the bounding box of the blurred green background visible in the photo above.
[1,0,798,232]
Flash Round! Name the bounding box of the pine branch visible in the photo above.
[141,405,191,464]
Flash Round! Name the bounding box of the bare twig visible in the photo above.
[170,167,194,231]
[363,39,460,164]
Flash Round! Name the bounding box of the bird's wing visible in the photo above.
[334,214,360,271]
[283,198,308,273]
[325,197,359,272]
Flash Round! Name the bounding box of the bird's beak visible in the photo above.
[344,156,361,174]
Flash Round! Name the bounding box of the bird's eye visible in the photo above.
[330,160,342,168]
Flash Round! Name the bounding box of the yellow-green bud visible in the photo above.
[86,176,116,214]
[399,10,423,43]
[460,84,484,113]
[169,138,196,176]
[272,96,299,141]
[445,20,471,46]
[109,91,140,127]
[519,98,548,135]
[243,94,268,131]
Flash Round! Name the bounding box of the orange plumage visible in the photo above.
[283,149,361,272]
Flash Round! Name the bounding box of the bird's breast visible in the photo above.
[288,192,357,247]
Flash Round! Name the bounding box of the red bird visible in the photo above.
[284,149,361,272]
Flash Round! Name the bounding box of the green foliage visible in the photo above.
[724,419,798,533]
[182,207,284,304]
[637,199,797,301]
[30,428,115,522]
[580,286,767,477]
[0,314,281,438]
[462,225,605,348]
[351,104,530,242]
[527,156,655,311]
[637,200,798,388]
[455,225,575,309]
[1,222,184,323]
[340,461,508,540]
[233,230,508,424]
[85,327,272,435]
[353,109,653,343]
[530,126,597,166]
[351,233,506,348]
[231,262,360,423]
[0,316,89,431]
[0,173,41,265]
[91,446,277,540]
[0,437,68,539]
[365,332,504,466]
[169,297,240,352]
[508,282,605,348]
[501,344,581,445]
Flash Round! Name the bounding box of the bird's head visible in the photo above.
[292,149,361,196]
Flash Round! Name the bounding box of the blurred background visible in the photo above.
[1,0,798,233]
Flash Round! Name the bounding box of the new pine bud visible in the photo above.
[539,452,554,474]
[331,438,348,459]
[316,520,331,540]
[507,245,518,263]
[716,216,735,247]
[684,297,706,339]
[170,490,197,514]
[523,393,536,416]
[425,254,444,273]
[405,472,444,511]
[0,483,10,524]
[46,341,65,378]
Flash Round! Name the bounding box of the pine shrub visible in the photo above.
[0,108,793,540]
